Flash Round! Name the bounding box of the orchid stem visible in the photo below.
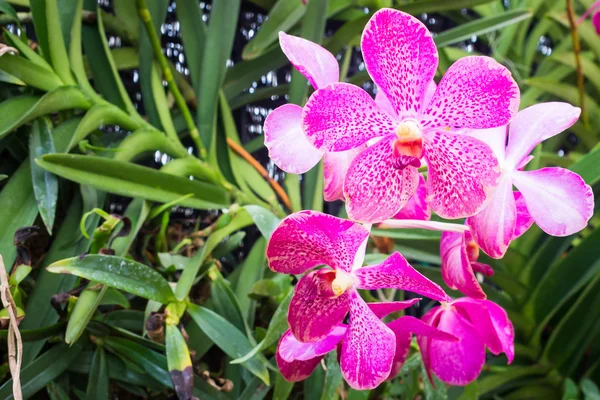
[136,0,207,159]
[566,0,589,126]
[226,138,292,211]
[378,219,469,233]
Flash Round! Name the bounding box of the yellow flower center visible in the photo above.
[396,120,422,141]
[331,270,355,296]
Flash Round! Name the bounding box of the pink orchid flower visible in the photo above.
[578,0,600,35]
[264,32,363,201]
[418,298,514,386]
[441,230,494,299]
[393,174,431,221]
[302,8,520,223]
[466,102,594,258]
[276,299,458,389]
[267,210,450,389]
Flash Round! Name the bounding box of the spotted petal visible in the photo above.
[355,252,449,302]
[276,335,323,382]
[278,327,346,362]
[344,136,420,223]
[340,290,395,390]
[302,82,397,152]
[361,9,438,118]
[504,102,581,168]
[423,129,501,219]
[367,298,420,319]
[323,146,365,202]
[426,307,486,386]
[267,210,369,274]
[513,191,534,238]
[264,104,324,174]
[288,271,350,343]
[421,56,519,130]
[440,231,488,299]
[512,168,594,236]
[279,32,339,90]
[467,176,515,259]
[394,174,431,221]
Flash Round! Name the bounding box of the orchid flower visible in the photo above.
[393,174,431,221]
[276,299,457,389]
[267,210,450,389]
[441,230,494,299]
[418,298,514,386]
[264,32,363,201]
[578,0,600,35]
[466,102,594,258]
[302,8,520,223]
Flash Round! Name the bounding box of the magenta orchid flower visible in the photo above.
[302,8,520,223]
[441,230,494,299]
[418,298,514,386]
[466,102,594,258]
[264,32,363,201]
[267,210,450,389]
[393,174,431,221]
[578,0,600,35]
[276,299,458,388]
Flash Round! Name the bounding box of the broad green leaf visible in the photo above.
[36,154,230,210]
[197,0,240,148]
[113,0,139,42]
[273,372,294,400]
[551,52,600,95]
[187,304,270,385]
[209,266,253,337]
[47,255,177,304]
[176,0,206,88]
[581,379,600,400]
[30,0,75,84]
[111,198,152,257]
[398,0,498,14]
[235,237,267,326]
[87,346,109,400]
[0,87,91,139]
[477,365,549,396]
[320,353,343,400]
[434,9,532,48]
[242,0,305,60]
[571,145,600,187]
[245,206,280,240]
[0,340,86,399]
[166,324,194,400]
[113,129,189,163]
[2,30,53,71]
[371,227,442,241]
[100,288,131,308]
[29,118,58,233]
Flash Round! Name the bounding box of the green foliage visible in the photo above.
[0,0,597,399]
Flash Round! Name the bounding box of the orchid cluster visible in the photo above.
[262,8,594,390]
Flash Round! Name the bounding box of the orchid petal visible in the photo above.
[484,300,515,363]
[467,176,515,259]
[427,307,486,386]
[344,136,420,223]
[440,231,487,299]
[276,335,323,382]
[594,11,600,34]
[340,291,395,390]
[279,32,339,90]
[394,174,431,221]
[417,307,443,384]
[264,104,324,174]
[355,252,449,302]
[512,168,594,236]
[367,298,420,319]
[421,56,519,130]
[288,271,350,342]
[362,9,438,118]
[323,146,365,202]
[375,91,397,119]
[303,82,397,152]
[267,210,370,274]
[423,130,501,219]
[278,327,346,362]
[504,102,581,168]
[513,191,534,238]
[464,126,507,162]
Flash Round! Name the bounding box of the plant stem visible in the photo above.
[378,219,469,233]
[226,137,292,211]
[135,0,207,159]
[566,0,588,126]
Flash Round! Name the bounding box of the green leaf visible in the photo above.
[197,0,240,148]
[208,265,253,337]
[47,254,177,304]
[0,87,92,139]
[113,0,139,42]
[176,0,206,88]
[100,288,131,308]
[434,9,532,48]
[2,30,53,71]
[29,118,58,233]
[0,53,64,90]
[273,372,294,400]
[477,365,549,396]
[87,346,109,400]
[581,379,600,400]
[244,205,281,239]
[0,340,86,399]
[399,0,498,14]
[242,0,305,60]
[571,145,600,187]
[235,237,267,326]
[320,353,343,400]
[113,129,189,163]
[166,324,194,400]
[36,154,230,210]
[30,0,75,84]
[187,304,271,385]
